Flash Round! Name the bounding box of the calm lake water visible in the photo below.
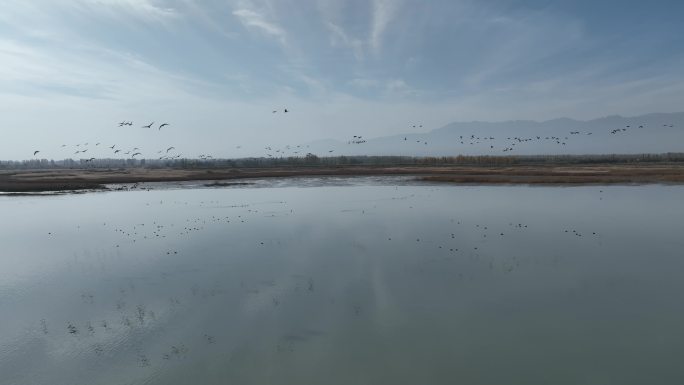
[1,177,684,385]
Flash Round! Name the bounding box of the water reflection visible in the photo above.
[1,178,684,384]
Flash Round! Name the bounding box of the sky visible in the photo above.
[1,0,683,160]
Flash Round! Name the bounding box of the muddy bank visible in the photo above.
[418,164,684,184]
[2,163,684,192]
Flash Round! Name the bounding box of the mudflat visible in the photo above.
[2,163,684,192]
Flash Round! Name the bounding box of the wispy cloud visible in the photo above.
[385,78,415,96]
[370,0,400,53]
[349,77,419,98]
[349,78,381,88]
[326,22,365,60]
[232,8,286,44]
[318,0,401,58]
[461,12,585,88]
[69,0,179,24]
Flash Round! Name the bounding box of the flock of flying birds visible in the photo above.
[30,112,677,160]
[400,123,677,153]
[253,121,677,158]
[32,120,181,161]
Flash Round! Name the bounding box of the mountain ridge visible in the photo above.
[302,112,684,156]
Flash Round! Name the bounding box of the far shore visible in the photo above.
[3,163,684,193]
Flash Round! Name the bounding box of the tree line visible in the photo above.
[2,152,684,170]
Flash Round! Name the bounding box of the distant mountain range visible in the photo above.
[305,112,684,156]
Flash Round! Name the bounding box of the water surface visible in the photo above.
[1,177,683,384]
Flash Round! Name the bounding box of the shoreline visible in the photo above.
[2,163,684,192]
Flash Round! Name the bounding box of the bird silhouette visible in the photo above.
[159,123,169,130]
[33,150,40,156]
[143,122,154,129]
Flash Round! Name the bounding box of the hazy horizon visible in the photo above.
[4,111,683,162]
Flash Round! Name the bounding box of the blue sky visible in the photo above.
[1,0,683,159]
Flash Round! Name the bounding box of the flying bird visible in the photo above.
[159,123,169,130]
[33,150,40,156]
[166,147,175,153]
[132,152,142,157]
[143,122,154,129]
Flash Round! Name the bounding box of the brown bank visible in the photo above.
[2,163,684,193]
